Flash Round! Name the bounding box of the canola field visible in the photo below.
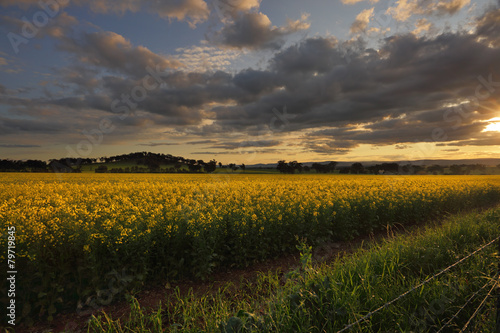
[1,173,500,322]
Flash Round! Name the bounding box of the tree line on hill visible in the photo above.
[0,152,217,173]
[0,152,496,175]
[277,160,494,175]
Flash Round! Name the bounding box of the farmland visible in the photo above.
[1,173,500,327]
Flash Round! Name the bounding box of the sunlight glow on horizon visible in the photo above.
[483,117,500,132]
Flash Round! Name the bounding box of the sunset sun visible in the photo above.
[483,117,500,132]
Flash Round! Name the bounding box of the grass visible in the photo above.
[88,206,500,332]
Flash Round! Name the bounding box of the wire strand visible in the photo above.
[336,236,500,333]
[458,279,498,333]
[436,280,493,333]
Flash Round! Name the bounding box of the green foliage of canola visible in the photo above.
[1,173,500,324]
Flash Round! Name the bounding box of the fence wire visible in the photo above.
[336,235,500,333]
[436,280,493,333]
[458,279,498,333]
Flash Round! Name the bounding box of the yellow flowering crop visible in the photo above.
[1,173,500,321]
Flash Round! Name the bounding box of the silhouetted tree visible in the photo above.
[350,162,364,174]
[205,159,217,173]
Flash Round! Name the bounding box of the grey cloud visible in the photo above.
[476,7,500,47]
[3,6,500,154]
[137,142,179,146]
[0,144,41,148]
[270,37,341,73]
[186,140,219,144]
[0,116,66,135]
[210,12,309,49]
[209,140,281,150]
[58,31,183,78]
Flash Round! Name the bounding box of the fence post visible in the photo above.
[496,236,500,333]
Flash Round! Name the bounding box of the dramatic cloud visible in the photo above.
[2,2,500,159]
[58,31,183,77]
[210,12,310,49]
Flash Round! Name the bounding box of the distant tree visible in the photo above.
[338,166,350,174]
[427,165,444,175]
[219,162,222,168]
[277,160,303,174]
[277,160,288,173]
[380,163,399,174]
[350,162,364,174]
[311,163,325,173]
[240,163,246,171]
[205,159,217,173]
[311,162,337,173]
[95,165,108,173]
[412,165,425,174]
[327,161,338,172]
[450,164,463,175]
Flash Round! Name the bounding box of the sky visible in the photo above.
[0,0,500,164]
